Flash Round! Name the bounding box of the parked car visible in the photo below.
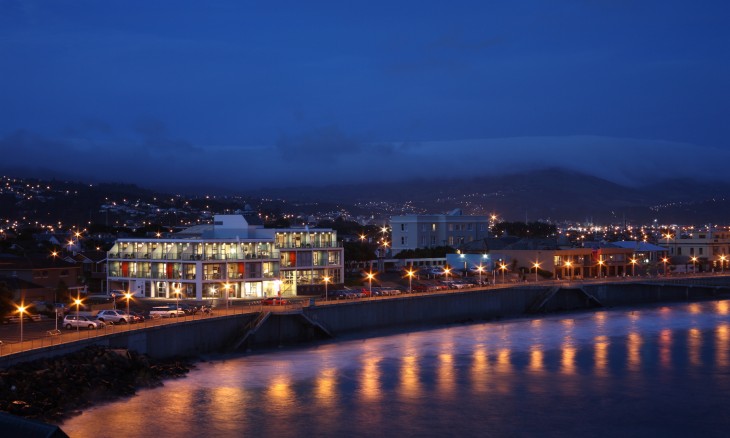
[95,309,131,324]
[128,311,146,323]
[149,306,186,318]
[63,315,104,330]
[261,297,289,305]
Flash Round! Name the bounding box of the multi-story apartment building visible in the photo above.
[106,215,344,300]
[390,210,490,255]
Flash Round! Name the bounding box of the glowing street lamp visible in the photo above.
[366,272,375,298]
[500,263,507,284]
[691,256,698,274]
[630,258,637,277]
[662,257,669,276]
[323,276,331,301]
[565,260,573,281]
[476,264,485,285]
[406,269,415,294]
[17,304,27,344]
[597,259,604,278]
[124,292,132,323]
[74,297,83,333]
[444,267,451,282]
[721,255,727,274]
[533,260,540,282]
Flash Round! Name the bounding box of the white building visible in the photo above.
[106,215,344,300]
[390,210,490,255]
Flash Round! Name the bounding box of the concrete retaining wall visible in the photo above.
[3,279,730,366]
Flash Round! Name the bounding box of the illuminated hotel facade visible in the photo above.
[106,215,344,300]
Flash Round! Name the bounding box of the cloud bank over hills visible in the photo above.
[0,127,722,193]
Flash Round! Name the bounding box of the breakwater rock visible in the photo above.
[0,345,192,423]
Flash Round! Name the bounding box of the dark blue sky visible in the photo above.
[1,1,728,190]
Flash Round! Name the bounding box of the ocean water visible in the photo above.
[61,300,730,437]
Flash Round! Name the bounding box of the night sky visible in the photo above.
[1,1,728,191]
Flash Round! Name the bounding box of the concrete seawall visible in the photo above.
[250,279,730,347]
[2,278,729,367]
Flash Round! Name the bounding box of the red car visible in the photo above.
[261,297,289,306]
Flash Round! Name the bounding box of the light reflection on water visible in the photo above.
[62,300,730,437]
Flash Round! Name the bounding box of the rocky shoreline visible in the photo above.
[0,346,192,424]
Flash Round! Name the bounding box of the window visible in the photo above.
[401,237,408,245]
[421,236,426,245]
[677,248,682,255]
[700,248,704,255]
[432,223,437,231]
[401,224,407,231]
[431,236,436,245]
[468,223,473,231]
[448,236,454,245]
[448,224,454,231]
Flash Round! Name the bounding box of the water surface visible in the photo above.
[62,300,730,437]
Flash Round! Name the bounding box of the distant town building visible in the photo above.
[106,215,344,300]
[390,210,490,255]
[666,229,730,271]
[0,255,83,302]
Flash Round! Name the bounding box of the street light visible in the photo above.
[444,267,451,282]
[533,260,540,282]
[499,263,507,283]
[477,264,485,285]
[691,256,698,274]
[565,260,572,281]
[323,276,331,301]
[124,292,132,323]
[721,255,727,274]
[17,304,26,345]
[630,258,637,277]
[74,297,83,333]
[406,269,415,293]
[366,272,375,298]
[598,259,604,278]
[662,257,668,276]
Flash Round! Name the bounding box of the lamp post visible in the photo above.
[662,257,668,277]
[533,260,540,282]
[630,258,637,277]
[721,255,726,274]
[74,297,82,334]
[565,260,572,281]
[444,267,451,282]
[124,292,132,323]
[17,304,26,345]
[477,264,484,285]
[406,269,414,293]
[598,259,604,278]
[500,263,507,284]
[691,256,698,274]
[323,276,330,301]
[367,272,375,298]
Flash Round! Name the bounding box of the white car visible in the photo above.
[96,309,131,324]
[149,306,186,318]
[63,315,104,330]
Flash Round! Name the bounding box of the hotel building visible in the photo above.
[106,215,344,300]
